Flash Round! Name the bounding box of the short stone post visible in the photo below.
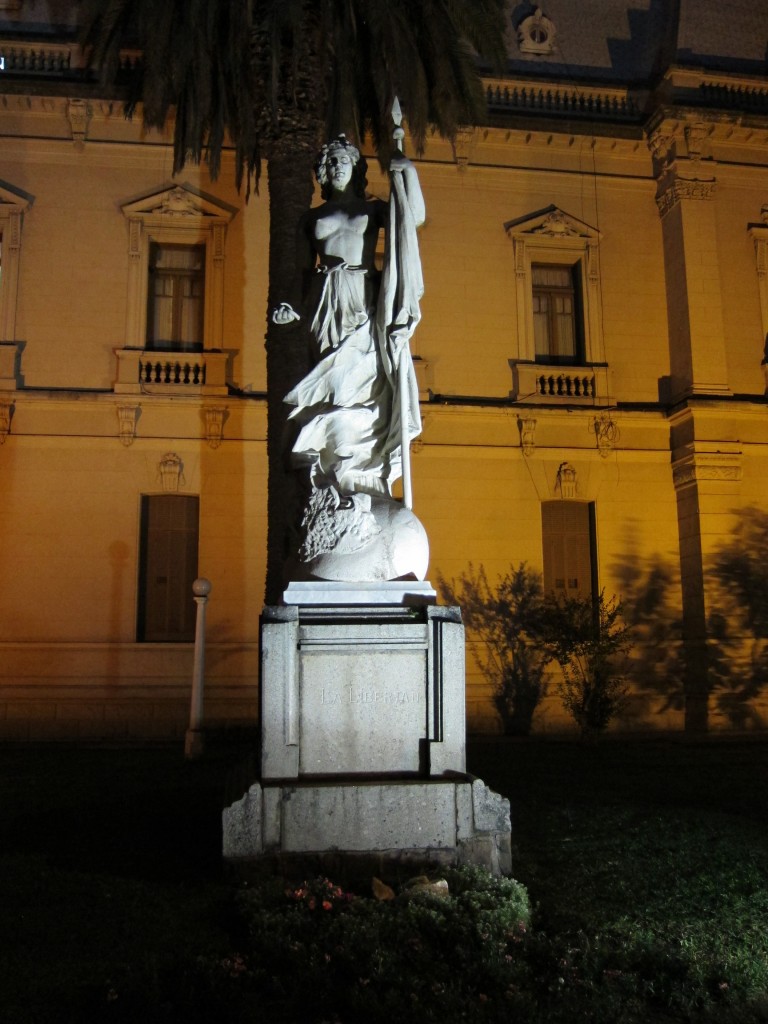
[185,577,211,760]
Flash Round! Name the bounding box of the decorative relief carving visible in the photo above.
[556,461,577,499]
[586,240,600,283]
[519,415,537,456]
[66,98,91,148]
[4,208,22,250]
[0,400,13,443]
[517,7,557,55]
[151,187,200,217]
[513,236,526,278]
[128,218,142,258]
[531,209,584,237]
[646,129,675,168]
[656,177,717,218]
[204,405,226,449]
[685,122,710,161]
[212,222,226,259]
[672,451,742,490]
[116,404,140,446]
[451,127,475,168]
[159,452,185,492]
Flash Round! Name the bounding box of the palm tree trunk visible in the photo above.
[264,142,316,605]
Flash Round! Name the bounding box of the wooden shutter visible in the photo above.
[542,501,596,599]
[138,495,199,642]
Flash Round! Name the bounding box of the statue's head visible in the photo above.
[315,135,367,199]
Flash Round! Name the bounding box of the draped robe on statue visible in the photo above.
[284,169,423,499]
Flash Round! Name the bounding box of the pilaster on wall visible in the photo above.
[650,122,731,401]
[748,208,768,352]
[671,419,743,733]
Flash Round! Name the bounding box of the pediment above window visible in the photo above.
[504,205,600,242]
[0,180,33,215]
[121,184,236,226]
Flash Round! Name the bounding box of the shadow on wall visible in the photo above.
[611,552,686,724]
[708,506,768,731]
[615,514,768,733]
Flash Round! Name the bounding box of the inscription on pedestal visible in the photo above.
[300,650,426,775]
[320,685,422,707]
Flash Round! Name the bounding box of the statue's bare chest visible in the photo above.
[313,210,373,245]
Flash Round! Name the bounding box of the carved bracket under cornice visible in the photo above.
[451,127,476,169]
[203,406,227,449]
[518,415,537,456]
[116,404,140,446]
[67,98,91,148]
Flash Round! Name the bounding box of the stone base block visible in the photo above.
[223,775,511,878]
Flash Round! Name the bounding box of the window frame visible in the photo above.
[146,241,206,352]
[121,185,235,352]
[531,261,584,365]
[0,183,31,343]
[505,206,605,368]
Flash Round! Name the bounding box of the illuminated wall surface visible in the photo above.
[1,0,768,738]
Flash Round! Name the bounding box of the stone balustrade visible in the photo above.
[114,348,229,396]
[510,360,613,405]
[485,77,640,122]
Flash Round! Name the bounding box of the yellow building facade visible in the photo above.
[2,1,768,738]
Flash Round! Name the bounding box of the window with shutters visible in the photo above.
[147,243,205,352]
[541,501,597,600]
[137,495,199,642]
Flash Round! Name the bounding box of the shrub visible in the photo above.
[543,590,632,738]
[232,867,531,1022]
[438,563,552,735]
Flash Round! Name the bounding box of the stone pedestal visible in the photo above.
[222,584,512,876]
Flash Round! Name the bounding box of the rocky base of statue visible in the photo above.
[291,486,429,582]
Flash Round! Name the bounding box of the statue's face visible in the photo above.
[326,148,354,191]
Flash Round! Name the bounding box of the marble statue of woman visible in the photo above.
[273,134,428,582]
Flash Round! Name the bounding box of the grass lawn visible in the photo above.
[1,737,768,1022]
